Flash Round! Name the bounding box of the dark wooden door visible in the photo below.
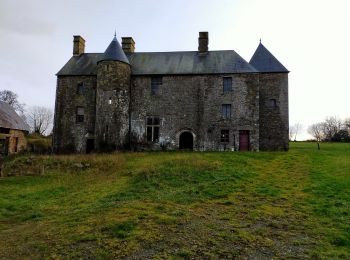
[239,130,249,151]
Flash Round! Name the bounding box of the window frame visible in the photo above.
[220,129,230,143]
[222,104,232,119]
[146,116,160,142]
[76,106,85,123]
[151,77,162,96]
[76,82,85,95]
[223,77,232,92]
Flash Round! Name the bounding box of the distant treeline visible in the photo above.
[308,117,350,142]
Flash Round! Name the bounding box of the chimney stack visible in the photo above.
[198,32,208,54]
[73,35,85,56]
[122,37,135,53]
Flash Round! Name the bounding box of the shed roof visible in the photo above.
[57,50,258,76]
[249,42,288,73]
[0,101,29,132]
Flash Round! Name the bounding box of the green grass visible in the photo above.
[0,142,349,258]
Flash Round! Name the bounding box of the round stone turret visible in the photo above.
[95,36,131,151]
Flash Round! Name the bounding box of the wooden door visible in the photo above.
[239,130,249,151]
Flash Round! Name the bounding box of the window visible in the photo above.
[221,130,229,143]
[223,77,232,92]
[76,106,85,123]
[222,104,231,119]
[146,117,160,142]
[77,82,85,95]
[0,128,10,134]
[267,99,277,108]
[151,77,162,95]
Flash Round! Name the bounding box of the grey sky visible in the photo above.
[1,0,349,139]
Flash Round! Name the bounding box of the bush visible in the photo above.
[27,134,52,154]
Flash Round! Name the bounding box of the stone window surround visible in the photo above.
[146,116,160,142]
[220,129,229,143]
[151,77,162,95]
[223,77,232,92]
[76,106,85,123]
[76,82,85,95]
[267,98,278,108]
[222,104,232,119]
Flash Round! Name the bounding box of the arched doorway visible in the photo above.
[179,131,193,150]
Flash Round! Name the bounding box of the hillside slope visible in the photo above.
[0,143,349,258]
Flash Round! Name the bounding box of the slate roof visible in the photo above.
[57,50,258,76]
[0,101,29,132]
[249,43,288,73]
[101,36,129,64]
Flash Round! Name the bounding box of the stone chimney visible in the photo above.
[198,32,209,54]
[122,37,135,53]
[73,35,85,56]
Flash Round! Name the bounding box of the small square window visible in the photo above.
[267,99,277,108]
[151,77,162,95]
[223,77,232,92]
[221,130,229,143]
[222,104,231,119]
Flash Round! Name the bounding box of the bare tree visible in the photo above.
[308,123,325,150]
[344,118,350,133]
[26,106,53,135]
[323,116,342,141]
[0,90,25,114]
[289,123,303,141]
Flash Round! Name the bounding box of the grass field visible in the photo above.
[0,142,349,258]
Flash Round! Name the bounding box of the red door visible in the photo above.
[239,130,249,151]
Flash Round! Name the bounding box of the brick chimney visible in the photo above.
[122,37,135,53]
[198,32,208,54]
[73,35,85,56]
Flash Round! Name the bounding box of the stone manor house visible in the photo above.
[53,32,289,153]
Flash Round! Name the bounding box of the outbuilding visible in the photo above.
[0,101,29,155]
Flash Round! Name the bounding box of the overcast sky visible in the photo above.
[1,0,349,139]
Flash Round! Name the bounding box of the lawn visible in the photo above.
[0,142,349,258]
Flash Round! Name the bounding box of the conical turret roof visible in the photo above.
[249,42,288,73]
[101,36,129,64]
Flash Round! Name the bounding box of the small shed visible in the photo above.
[0,101,29,155]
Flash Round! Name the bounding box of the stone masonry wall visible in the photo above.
[130,74,260,151]
[95,61,131,150]
[0,130,27,154]
[259,73,289,151]
[53,76,96,153]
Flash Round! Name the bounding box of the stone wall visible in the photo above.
[130,74,260,151]
[259,73,289,151]
[95,61,131,150]
[53,75,97,153]
[53,71,288,153]
[0,130,27,155]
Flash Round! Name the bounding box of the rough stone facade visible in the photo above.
[0,130,27,155]
[0,101,29,155]
[54,33,289,153]
[130,74,259,151]
[53,76,97,153]
[259,73,289,151]
[95,61,131,150]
